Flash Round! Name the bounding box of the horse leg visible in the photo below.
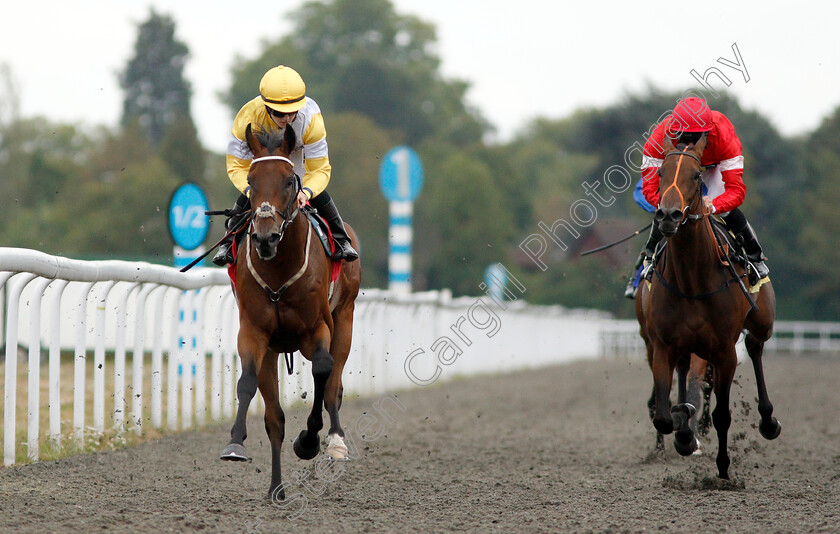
[685,356,708,453]
[712,353,737,479]
[745,332,782,440]
[294,329,334,460]
[697,362,714,437]
[221,332,262,461]
[259,352,286,501]
[651,345,676,436]
[648,386,664,452]
[672,355,698,456]
[323,306,353,460]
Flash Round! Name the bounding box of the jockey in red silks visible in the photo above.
[624,96,769,299]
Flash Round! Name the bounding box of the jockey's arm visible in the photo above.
[299,111,331,200]
[226,152,251,195]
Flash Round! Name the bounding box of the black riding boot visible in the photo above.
[310,192,359,262]
[738,222,770,279]
[212,193,250,267]
[624,224,664,299]
[721,209,769,280]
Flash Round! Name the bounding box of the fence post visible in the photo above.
[28,277,53,462]
[4,272,36,465]
[49,280,69,444]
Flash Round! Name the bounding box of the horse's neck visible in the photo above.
[264,214,312,279]
[662,217,720,291]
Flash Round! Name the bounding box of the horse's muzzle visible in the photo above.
[654,207,683,237]
[251,232,282,260]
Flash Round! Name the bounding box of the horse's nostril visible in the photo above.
[655,209,665,221]
[670,210,684,222]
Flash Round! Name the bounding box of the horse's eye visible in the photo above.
[286,178,294,189]
[694,171,702,180]
[657,170,662,177]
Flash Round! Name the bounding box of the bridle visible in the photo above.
[245,154,312,302]
[248,155,302,240]
[652,149,755,305]
[660,149,705,225]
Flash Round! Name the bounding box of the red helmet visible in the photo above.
[668,97,713,134]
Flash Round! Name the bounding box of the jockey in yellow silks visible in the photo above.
[213,65,359,266]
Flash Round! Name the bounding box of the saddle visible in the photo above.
[708,216,762,287]
[302,206,343,292]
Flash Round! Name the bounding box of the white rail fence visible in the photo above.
[0,248,609,466]
[597,319,840,358]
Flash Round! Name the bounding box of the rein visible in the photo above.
[245,220,312,302]
[661,150,704,224]
[245,155,308,302]
[246,154,311,374]
[651,149,743,301]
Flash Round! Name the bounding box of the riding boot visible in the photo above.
[624,252,645,299]
[738,222,770,279]
[212,193,250,267]
[624,224,664,299]
[311,194,359,262]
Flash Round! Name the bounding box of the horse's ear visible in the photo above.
[245,123,263,156]
[662,135,675,153]
[282,125,297,156]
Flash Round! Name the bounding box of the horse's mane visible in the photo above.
[252,126,296,154]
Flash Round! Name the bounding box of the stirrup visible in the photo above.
[752,260,769,280]
[212,242,233,267]
[333,240,359,262]
[624,278,637,299]
[641,260,654,281]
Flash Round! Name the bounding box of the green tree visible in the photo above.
[321,112,396,288]
[0,118,92,251]
[222,0,487,147]
[794,106,840,319]
[415,151,515,294]
[55,124,181,258]
[159,113,205,181]
[120,10,192,146]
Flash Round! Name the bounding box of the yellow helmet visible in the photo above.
[260,66,307,113]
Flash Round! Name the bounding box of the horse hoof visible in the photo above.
[671,403,696,419]
[293,430,320,460]
[691,437,703,456]
[326,434,350,461]
[759,418,782,440]
[269,486,286,502]
[674,432,698,457]
[220,443,249,461]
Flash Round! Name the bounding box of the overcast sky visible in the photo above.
[1,0,838,153]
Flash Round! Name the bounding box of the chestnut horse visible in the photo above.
[219,124,362,500]
[635,135,780,479]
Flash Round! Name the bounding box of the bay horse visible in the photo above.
[635,135,780,479]
[219,124,362,500]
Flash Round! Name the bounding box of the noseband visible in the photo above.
[249,155,302,240]
[661,150,704,224]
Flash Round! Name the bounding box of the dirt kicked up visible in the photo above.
[1,352,838,533]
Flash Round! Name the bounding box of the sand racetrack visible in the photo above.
[1,352,838,533]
